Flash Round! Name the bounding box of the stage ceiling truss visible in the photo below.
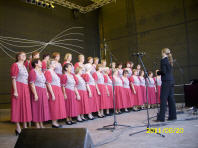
[50,0,115,13]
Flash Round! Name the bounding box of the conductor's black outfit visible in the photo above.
[157,57,177,121]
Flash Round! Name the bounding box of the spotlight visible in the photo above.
[36,0,42,6]
[51,3,55,8]
[46,3,51,8]
[32,0,36,4]
[25,0,54,9]
[46,2,55,9]
[42,2,46,8]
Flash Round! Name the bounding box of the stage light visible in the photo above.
[50,2,55,8]
[46,2,55,9]
[46,3,51,8]
[51,4,55,8]
[36,0,42,6]
[31,0,36,4]
[42,2,46,8]
[25,0,54,9]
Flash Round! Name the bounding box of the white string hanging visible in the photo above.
[50,26,84,42]
[52,44,82,54]
[0,26,84,60]
[52,42,84,49]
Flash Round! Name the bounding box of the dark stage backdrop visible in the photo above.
[99,0,198,102]
[0,0,100,108]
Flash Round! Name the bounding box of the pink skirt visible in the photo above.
[65,88,79,117]
[122,88,134,108]
[89,85,100,112]
[98,84,108,110]
[11,82,32,122]
[132,85,144,106]
[76,90,90,115]
[114,86,124,109]
[48,85,67,120]
[106,85,113,109]
[148,87,156,104]
[31,87,50,122]
[156,86,161,104]
[140,86,147,104]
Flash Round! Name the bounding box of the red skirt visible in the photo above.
[114,86,124,109]
[140,86,147,104]
[148,87,156,104]
[132,85,144,106]
[122,88,134,108]
[156,86,161,104]
[65,88,79,117]
[89,85,100,112]
[98,84,108,110]
[48,85,67,120]
[31,87,50,122]
[11,82,32,122]
[76,90,90,115]
[106,85,113,109]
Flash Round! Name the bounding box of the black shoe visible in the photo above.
[167,118,177,121]
[52,124,62,128]
[15,130,20,136]
[65,121,72,125]
[108,113,113,116]
[153,119,165,122]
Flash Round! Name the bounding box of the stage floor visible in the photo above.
[0,108,198,148]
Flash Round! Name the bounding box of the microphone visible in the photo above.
[132,52,146,56]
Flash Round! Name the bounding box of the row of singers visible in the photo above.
[11,52,161,134]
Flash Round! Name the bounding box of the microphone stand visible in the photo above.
[98,43,131,131]
[129,53,165,137]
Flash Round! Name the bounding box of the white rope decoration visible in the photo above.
[0,26,84,60]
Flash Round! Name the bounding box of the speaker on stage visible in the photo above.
[14,128,94,148]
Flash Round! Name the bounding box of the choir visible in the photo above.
[10,51,162,135]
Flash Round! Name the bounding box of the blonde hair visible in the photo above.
[78,54,84,60]
[162,48,173,66]
[64,53,72,61]
[75,66,83,74]
[47,59,55,69]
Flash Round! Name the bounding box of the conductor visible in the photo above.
[156,48,177,122]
